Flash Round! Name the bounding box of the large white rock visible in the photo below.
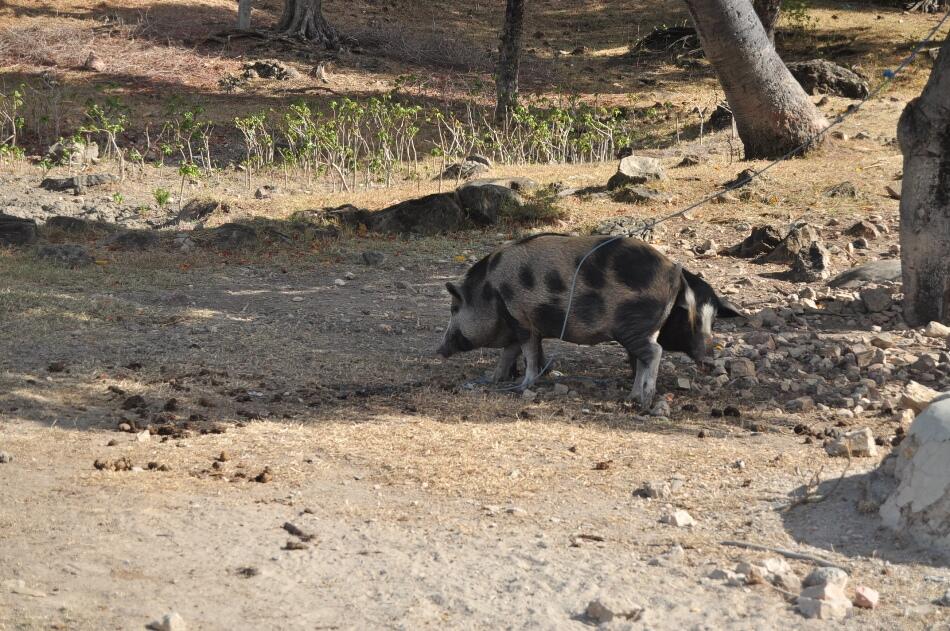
[881,397,950,548]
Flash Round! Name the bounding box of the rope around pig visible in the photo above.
[471,10,950,394]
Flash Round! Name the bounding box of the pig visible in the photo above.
[436,234,742,406]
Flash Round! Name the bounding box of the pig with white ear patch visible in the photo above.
[437,234,743,407]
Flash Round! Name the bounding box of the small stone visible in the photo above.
[825,427,877,457]
[728,358,756,379]
[797,596,852,620]
[650,399,671,417]
[553,383,570,395]
[847,220,879,239]
[333,279,346,287]
[121,395,147,410]
[136,430,151,443]
[661,509,695,527]
[853,586,879,609]
[786,396,815,412]
[900,380,940,413]
[861,287,893,313]
[640,480,672,499]
[0,451,12,464]
[522,389,537,401]
[361,251,385,266]
[584,595,643,623]
[924,321,950,339]
[146,612,186,631]
[803,567,849,589]
[937,589,950,607]
[676,377,691,390]
[291,296,304,302]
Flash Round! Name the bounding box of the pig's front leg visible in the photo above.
[492,343,522,383]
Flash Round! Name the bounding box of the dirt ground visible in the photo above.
[4,0,950,629]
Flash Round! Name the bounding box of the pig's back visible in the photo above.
[486,234,680,344]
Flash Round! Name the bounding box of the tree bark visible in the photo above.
[495,0,526,121]
[752,0,781,43]
[684,0,828,159]
[899,36,950,326]
[278,0,339,48]
[237,0,253,29]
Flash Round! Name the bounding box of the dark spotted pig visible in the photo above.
[436,234,742,406]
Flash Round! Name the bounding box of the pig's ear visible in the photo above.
[717,298,746,319]
[445,282,462,301]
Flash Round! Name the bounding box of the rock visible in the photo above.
[467,177,538,193]
[901,381,941,414]
[146,612,186,631]
[104,230,159,251]
[553,383,570,395]
[650,399,671,418]
[661,509,695,527]
[172,198,223,225]
[694,239,716,256]
[677,154,702,167]
[937,589,950,607]
[847,220,879,239]
[607,155,665,189]
[34,244,94,268]
[456,182,522,225]
[787,59,870,99]
[0,214,38,246]
[47,140,98,165]
[592,216,654,238]
[881,397,950,551]
[242,59,298,80]
[825,427,877,457]
[466,154,491,167]
[361,251,385,266]
[206,223,258,248]
[0,451,12,463]
[706,101,733,130]
[789,241,831,282]
[759,223,822,264]
[786,397,815,412]
[723,225,783,258]
[796,598,850,621]
[924,321,950,339]
[610,186,671,204]
[861,287,893,313]
[82,52,106,72]
[828,260,902,288]
[728,358,756,379]
[2,579,46,598]
[363,194,469,236]
[46,216,92,233]
[853,586,879,609]
[438,159,489,181]
[824,181,858,198]
[584,595,643,623]
[639,480,672,499]
[40,173,117,192]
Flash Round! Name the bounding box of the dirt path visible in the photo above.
[2,245,950,630]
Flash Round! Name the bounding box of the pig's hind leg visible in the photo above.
[518,334,544,390]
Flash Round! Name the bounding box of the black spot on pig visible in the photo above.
[519,265,536,289]
[574,291,606,325]
[488,252,503,271]
[496,297,531,342]
[448,329,474,353]
[500,282,515,301]
[612,244,660,291]
[657,307,694,355]
[534,301,567,336]
[462,256,490,302]
[545,270,566,294]
[481,281,496,303]
[613,296,667,338]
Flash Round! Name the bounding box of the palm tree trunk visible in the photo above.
[278,0,339,48]
[684,0,828,159]
[495,0,526,121]
[899,36,950,325]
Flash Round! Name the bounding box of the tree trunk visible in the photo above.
[899,36,950,326]
[495,0,526,121]
[278,0,339,48]
[684,0,828,159]
[237,0,253,29]
[752,0,781,43]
